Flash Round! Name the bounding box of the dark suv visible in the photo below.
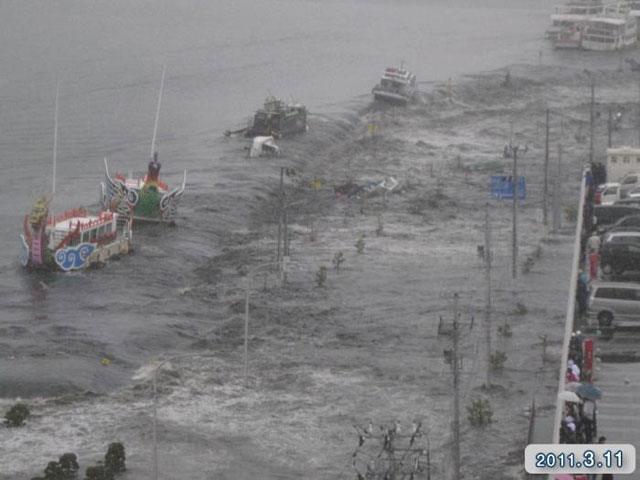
[607,214,640,233]
[594,205,640,233]
[600,232,640,275]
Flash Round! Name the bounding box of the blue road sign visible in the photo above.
[491,176,526,200]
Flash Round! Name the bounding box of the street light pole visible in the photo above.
[512,146,519,281]
[590,79,595,165]
[544,109,550,226]
[452,292,460,480]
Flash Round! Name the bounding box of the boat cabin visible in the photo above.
[114,172,169,193]
[47,209,118,249]
[379,67,416,90]
[248,97,307,137]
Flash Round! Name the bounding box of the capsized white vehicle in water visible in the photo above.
[248,136,280,157]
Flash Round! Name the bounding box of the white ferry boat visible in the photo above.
[582,3,637,50]
[371,66,417,105]
[546,0,604,40]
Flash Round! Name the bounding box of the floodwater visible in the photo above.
[0,0,615,477]
[0,0,554,397]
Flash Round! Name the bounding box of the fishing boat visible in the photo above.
[582,3,637,50]
[371,65,417,105]
[20,88,133,272]
[100,67,187,225]
[244,96,308,138]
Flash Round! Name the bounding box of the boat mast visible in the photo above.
[52,82,59,198]
[150,66,166,159]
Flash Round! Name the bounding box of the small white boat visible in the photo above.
[372,65,417,105]
[582,3,637,50]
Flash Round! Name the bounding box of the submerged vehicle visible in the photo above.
[371,65,417,104]
[101,155,186,225]
[243,97,308,138]
[20,197,132,272]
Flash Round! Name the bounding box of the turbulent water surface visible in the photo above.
[0,0,557,397]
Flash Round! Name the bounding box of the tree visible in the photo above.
[316,266,327,287]
[355,234,365,254]
[332,251,345,272]
[84,465,113,480]
[59,453,80,479]
[467,398,493,426]
[104,443,126,474]
[43,461,64,480]
[4,403,30,427]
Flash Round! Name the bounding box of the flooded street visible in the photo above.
[0,0,636,478]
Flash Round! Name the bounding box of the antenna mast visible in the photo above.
[150,66,166,158]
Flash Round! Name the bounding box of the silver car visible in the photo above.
[588,281,640,326]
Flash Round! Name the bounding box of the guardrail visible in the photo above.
[547,168,587,479]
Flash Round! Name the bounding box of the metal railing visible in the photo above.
[547,168,587,479]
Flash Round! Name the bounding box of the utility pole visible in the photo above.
[553,144,562,232]
[484,204,492,387]
[244,276,250,387]
[512,146,519,280]
[277,167,284,263]
[589,80,595,166]
[544,109,550,226]
[608,108,613,148]
[283,207,289,257]
[452,292,461,480]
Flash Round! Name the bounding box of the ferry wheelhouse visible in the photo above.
[582,3,637,50]
[372,66,417,105]
[20,199,132,272]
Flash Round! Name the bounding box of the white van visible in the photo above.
[588,282,640,327]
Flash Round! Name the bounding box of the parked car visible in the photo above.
[593,204,640,233]
[606,214,640,233]
[618,172,640,198]
[600,231,640,275]
[594,182,620,205]
[588,281,640,326]
[628,185,640,198]
[614,197,640,208]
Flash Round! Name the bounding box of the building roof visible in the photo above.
[607,146,640,155]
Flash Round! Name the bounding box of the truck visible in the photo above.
[606,146,640,183]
